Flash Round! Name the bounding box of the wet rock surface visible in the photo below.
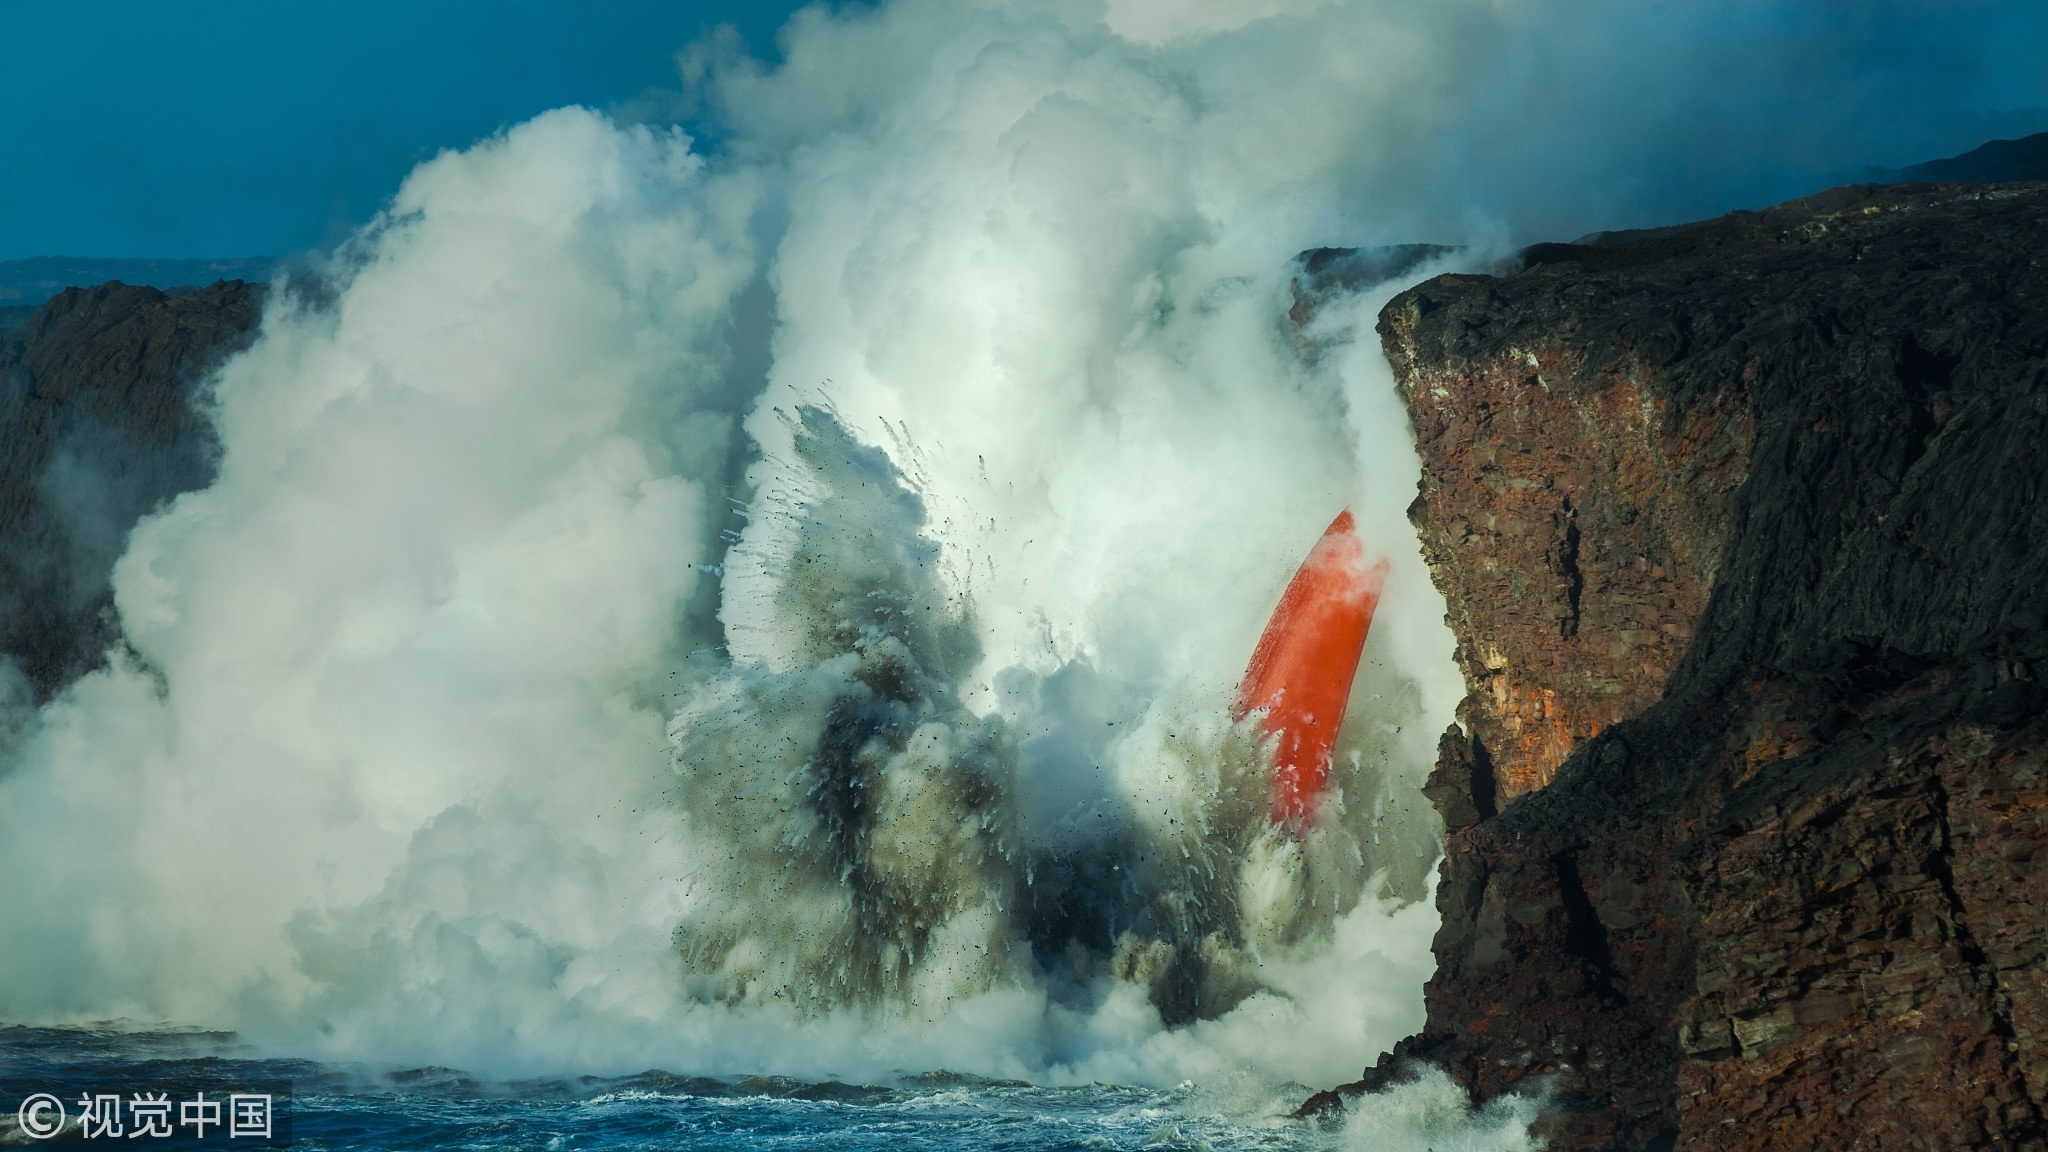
[0,281,261,701]
[1329,181,2048,1149]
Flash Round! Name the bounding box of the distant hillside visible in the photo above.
[1876,131,2048,184]
[0,256,273,310]
[1559,132,2048,250]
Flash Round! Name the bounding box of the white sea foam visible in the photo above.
[1339,1067,1550,1151]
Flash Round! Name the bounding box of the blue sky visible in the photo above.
[1,0,2043,262]
[0,0,810,260]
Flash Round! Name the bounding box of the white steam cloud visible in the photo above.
[0,2,1474,1091]
[0,111,757,1042]
[3,0,2016,1146]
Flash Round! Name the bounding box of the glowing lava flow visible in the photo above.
[1234,510,1389,827]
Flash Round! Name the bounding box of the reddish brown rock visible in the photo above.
[1676,713,2048,1149]
[1388,300,1752,799]
[1318,181,2048,1150]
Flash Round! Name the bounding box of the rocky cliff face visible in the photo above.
[0,281,261,702]
[1324,182,2048,1150]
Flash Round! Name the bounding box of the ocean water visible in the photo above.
[1,1027,1345,1150]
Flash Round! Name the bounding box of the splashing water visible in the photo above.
[668,403,1418,1032]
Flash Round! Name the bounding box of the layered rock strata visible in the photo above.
[1319,182,2048,1150]
[0,281,261,700]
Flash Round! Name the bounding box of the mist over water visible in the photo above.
[0,1,2034,1147]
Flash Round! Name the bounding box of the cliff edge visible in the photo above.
[1324,181,2048,1149]
[0,281,261,702]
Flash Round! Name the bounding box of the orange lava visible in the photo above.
[1234,509,1389,828]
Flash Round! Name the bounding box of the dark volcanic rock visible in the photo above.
[0,281,262,701]
[1891,132,2048,185]
[1290,244,1461,312]
[1329,182,2048,1149]
[0,256,272,310]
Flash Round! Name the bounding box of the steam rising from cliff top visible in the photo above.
[0,4,2012,1139]
[712,0,2046,243]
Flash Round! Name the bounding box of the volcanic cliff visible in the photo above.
[0,281,261,703]
[1311,181,2048,1149]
